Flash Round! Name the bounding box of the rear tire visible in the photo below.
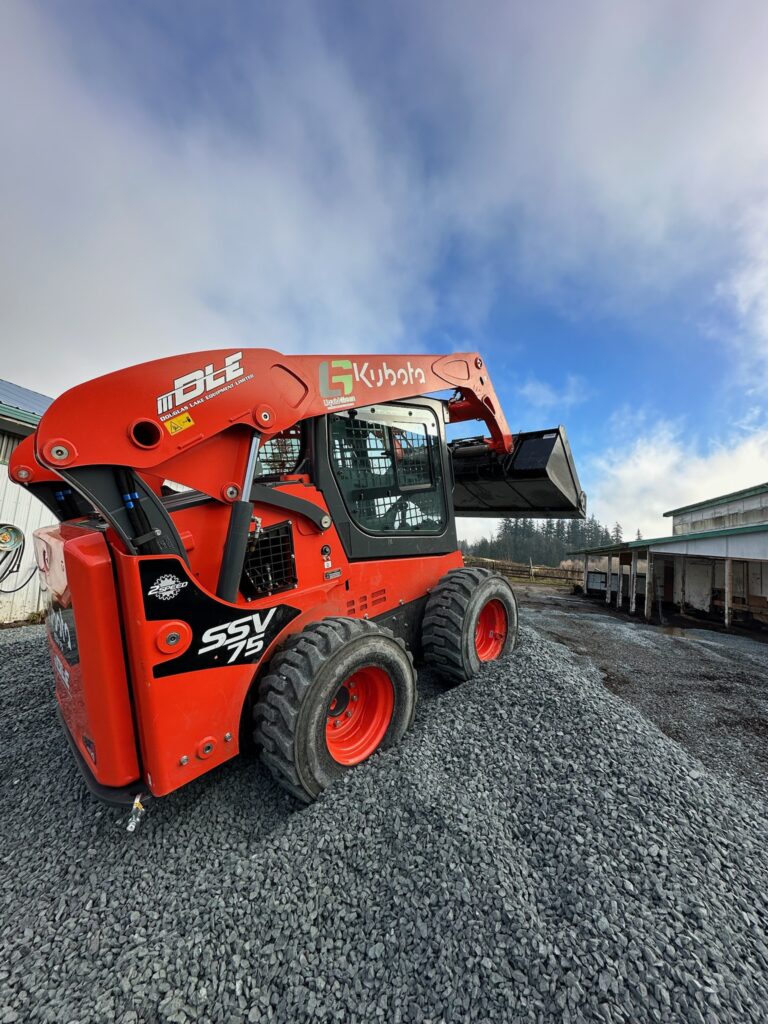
[422,567,518,683]
[253,617,417,802]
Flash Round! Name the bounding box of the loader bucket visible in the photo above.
[450,426,586,519]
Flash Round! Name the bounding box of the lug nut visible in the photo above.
[346,710,353,718]
[333,719,341,728]
[351,695,359,702]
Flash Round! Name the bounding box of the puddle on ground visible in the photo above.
[659,626,688,638]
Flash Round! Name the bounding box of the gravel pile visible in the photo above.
[1,623,767,1023]
[523,590,768,797]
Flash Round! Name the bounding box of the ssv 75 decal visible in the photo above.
[198,608,277,664]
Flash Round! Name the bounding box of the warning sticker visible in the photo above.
[164,412,195,436]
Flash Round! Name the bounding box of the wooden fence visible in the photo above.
[463,555,582,587]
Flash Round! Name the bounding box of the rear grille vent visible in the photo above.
[241,521,297,600]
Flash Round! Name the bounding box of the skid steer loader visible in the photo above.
[10,349,585,803]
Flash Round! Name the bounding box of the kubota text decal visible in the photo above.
[319,359,427,409]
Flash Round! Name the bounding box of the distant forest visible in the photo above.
[461,516,629,567]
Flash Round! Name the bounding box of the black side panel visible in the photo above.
[451,426,586,519]
[139,558,300,678]
[372,595,428,659]
[312,399,459,561]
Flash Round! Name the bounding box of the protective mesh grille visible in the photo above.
[330,414,445,532]
[258,427,302,477]
[392,427,432,488]
[241,521,297,599]
[331,416,396,489]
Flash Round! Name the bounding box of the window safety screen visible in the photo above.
[256,426,302,478]
[330,407,447,534]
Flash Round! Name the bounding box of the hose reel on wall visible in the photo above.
[0,524,37,593]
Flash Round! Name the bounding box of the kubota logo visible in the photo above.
[319,360,354,399]
[319,359,427,408]
[157,352,245,415]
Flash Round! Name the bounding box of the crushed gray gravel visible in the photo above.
[520,587,768,797]
[1,622,767,1023]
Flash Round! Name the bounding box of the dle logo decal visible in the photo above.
[319,359,427,408]
[198,608,278,664]
[157,351,244,415]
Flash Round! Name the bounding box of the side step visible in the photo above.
[450,426,586,519]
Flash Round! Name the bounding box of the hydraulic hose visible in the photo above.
[0,536,38,594]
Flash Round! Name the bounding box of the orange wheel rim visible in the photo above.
[474,599,508,661]
[325,666,394,765]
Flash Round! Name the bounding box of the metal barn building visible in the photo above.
[576,483,768,628]
[0,380,54,623]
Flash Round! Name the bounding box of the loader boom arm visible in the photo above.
[14,350,512,497]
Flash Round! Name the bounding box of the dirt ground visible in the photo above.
[517,584,768,798]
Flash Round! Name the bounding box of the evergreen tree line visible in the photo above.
[461,516,627,567]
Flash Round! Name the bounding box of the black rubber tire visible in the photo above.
[422,567,518,683]
[253,617,417,802]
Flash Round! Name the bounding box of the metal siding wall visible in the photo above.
[0,431,20,465]
[0,463,56,622]
[686,560,713,612]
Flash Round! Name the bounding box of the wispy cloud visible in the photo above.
[0,3,435,393]
[586,421,768,539]
[4,0,768,403]
[517,374,588,412]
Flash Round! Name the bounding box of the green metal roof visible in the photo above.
[663,481,768,517]
[567,540,629,556]
[571,521,768,557]
[0,402,41,428]
[631,522,768,547]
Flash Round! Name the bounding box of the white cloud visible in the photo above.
[389,2,768,363]
[586,422,768,539]
[3,0,768,431]
[0,2,435,395]
[517,374,587,412]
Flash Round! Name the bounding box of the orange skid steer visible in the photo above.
[10,350,585,804]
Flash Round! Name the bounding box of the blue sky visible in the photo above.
[3,1,768,540]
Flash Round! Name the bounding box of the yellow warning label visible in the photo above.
[164,412,195,436]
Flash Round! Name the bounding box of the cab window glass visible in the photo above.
[329,407,446,533]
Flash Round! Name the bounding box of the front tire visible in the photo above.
[422,567,518,683]
[253,617,416,802]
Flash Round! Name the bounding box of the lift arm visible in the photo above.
[11,350,512,498]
